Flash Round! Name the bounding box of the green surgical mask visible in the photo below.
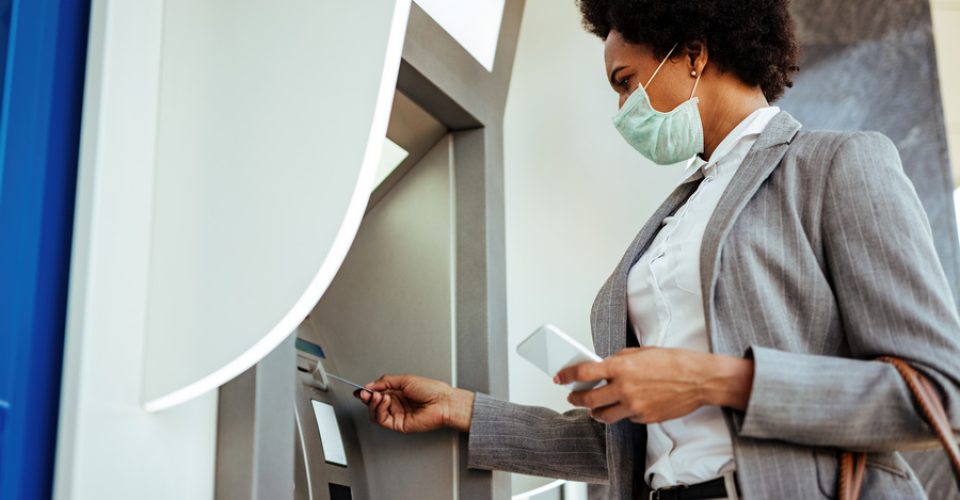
[611,42,704,165]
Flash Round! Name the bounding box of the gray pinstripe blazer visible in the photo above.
[466,110,960,499]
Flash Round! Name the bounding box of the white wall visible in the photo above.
[503,0,686,490]
[504,0,682,493]
[504,0,686,411]
[53,3,219,499]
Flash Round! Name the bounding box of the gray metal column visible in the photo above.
[398,2,525,498]
[453,126,512,500]
[215,334,296,500]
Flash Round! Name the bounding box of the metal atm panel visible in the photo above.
[294,339,369,500]
[301,132,460,500]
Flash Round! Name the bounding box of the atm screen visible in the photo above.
[310,400,348,466]
[328,483,352,500]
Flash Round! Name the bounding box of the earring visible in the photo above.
[690,70,697,77]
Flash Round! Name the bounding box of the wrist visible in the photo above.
[444,387,475,432]
[700,354,754,410]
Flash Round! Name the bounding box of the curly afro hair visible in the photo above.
[576,0,800,102]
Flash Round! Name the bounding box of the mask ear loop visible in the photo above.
[642,42,679,90]
[689,68,702,99]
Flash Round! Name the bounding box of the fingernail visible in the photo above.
[553,375,560,384]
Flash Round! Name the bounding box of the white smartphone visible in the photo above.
[516,324,606,392]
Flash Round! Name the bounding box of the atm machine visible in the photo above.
[214,1,524,498]
[293,337,368,500]
[217,85,475,500]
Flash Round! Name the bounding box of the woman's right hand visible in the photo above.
[353,374,475,433]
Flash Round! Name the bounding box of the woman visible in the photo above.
[355,1,960,498]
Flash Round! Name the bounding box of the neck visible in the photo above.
[700,86,769,161]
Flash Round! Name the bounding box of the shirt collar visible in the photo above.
[681,106,781,184]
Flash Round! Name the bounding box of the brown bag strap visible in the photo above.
[838,356,960,499]
[838,451,867,500]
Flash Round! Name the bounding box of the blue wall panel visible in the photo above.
[0,0,90,499]
[0,0,9,109]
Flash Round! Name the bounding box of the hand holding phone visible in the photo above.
[516,324,606,392]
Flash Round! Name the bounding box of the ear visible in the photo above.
[684,40,709,75]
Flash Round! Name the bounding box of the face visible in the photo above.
[604,30,699,112]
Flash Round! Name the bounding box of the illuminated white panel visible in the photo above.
[413,0,505,71]
[311,401,348,466]
[375,137,409,188]
[140,0,412,411]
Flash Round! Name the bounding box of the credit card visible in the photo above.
[327,373,378,393]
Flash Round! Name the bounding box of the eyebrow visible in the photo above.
[608,65,627,88]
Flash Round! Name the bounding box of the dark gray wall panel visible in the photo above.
[780,0,960,309]
[780,1,959,498]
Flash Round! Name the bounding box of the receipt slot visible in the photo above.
[294,338,368,500]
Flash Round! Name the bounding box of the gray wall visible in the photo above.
[780,1,959,498]
[781,0,960,308]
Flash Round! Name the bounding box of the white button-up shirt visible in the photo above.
[626,106,781,489]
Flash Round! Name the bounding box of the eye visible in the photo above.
[617,77,630,89]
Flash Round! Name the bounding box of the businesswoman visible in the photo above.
[356,1,960,498]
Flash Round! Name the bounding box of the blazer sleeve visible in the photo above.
[466,392,609,484]
[730,131,960,452]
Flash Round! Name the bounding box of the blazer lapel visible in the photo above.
[590,178,704,358]
[699,110,801,352]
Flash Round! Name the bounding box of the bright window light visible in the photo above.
[375,137,409,188]
[954,186,960,241]
[413,0,505,71]
[512,479,568,500]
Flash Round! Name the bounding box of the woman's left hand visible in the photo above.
[556,346,754,424]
